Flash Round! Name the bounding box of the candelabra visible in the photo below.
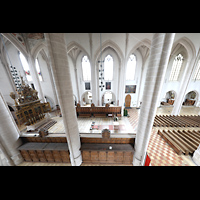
[98,33,104,91]
[98,60,104,91]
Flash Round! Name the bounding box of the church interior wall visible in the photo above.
[0,61,13,103]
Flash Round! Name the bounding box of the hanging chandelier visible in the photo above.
[98,33,104,91]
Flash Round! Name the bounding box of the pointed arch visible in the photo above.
[94,39,124,65]
[31,40,48,60]
[171,37,196,61]
[67,41,90,61]
[1,33,28,59]
[127,38,151,64]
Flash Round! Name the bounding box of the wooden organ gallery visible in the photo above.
[10,76,52,130]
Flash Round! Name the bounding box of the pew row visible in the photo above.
[76,106,121,118]
[157,129,200,155]
[154,115,200,127]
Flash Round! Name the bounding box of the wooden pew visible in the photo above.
[157,129,200,155]
[170,130,195,153]
[157,130,183,155]
[153,115,200,127]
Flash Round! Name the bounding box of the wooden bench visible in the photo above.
[76,105,121,118]
[157,130,184,155]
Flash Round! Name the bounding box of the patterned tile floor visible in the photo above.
[127,107,198,166]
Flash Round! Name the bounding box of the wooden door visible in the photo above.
[125,94,131,107]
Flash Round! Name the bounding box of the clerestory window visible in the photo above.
[19,52,32,82]
[35,58,43,81]
[104,55,113,81]
[169,53,184,81]
[82,56,91,81]
[126,54,136,80]
[193,59,200,80]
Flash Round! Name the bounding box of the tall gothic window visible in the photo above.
[193,59,200,80]
[35,58,43,81]
[169,53,184,81]
[126,54,136,80]
[19,52,32,81]
[82,56,91,81]
[104,55,113,80]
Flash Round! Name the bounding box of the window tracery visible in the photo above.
[193,59,200,80]
[19,52,32,82]
[104,55,113,81]
[82,55,91,81]
[126,54,136,80]
[169,53,184,81]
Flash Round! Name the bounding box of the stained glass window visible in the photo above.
[35,58,43,81]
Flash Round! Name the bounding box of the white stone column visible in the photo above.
[193,144,200,166]
[45,33,82,166]
[132,33,175,166]
[0,91,23,166]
